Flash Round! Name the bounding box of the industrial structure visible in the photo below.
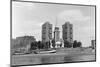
[54,27,60,43]
[42,20,73,48]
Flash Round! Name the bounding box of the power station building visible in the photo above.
[54,27,60,42]
[62,22,73,44]
[42,21,73,48]
[42,22,52,42]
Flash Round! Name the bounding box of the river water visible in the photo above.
[40,54,95,64]
[12,54,95,66]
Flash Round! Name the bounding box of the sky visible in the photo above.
[12,1,95,47]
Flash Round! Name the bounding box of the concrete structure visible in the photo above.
[62,21,73,44]
[54,27,60,48]
[91,40,96,49]
[54,27,60,42]
[60,38,64,48]
[42,22,52,42]
[11,36,36,53]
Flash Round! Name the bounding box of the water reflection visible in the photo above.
[12,54,95,66]
[40,55,95,64]
[64,56,73,62]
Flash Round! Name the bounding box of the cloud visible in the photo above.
[58,9,90,22]
[12,20,43,39]
[12,1,37,22]
[12,2,35,10]
[57,9,95,47]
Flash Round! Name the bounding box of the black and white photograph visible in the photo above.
[11,0,96,66]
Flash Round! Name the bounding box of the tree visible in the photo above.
[64,41,68,47]
[73,40,82,48]
[48,41,51,48]
[77,42,82,47]
[73,40,78,48]
[45,41,49,49]
[52,39,55,48]
[37,41,45,49]
[37,41,41,49]
[64,41,72,48]
[30,42,37,50]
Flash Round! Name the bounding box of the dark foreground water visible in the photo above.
[41,55,95,64]
[12,53,95,66]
